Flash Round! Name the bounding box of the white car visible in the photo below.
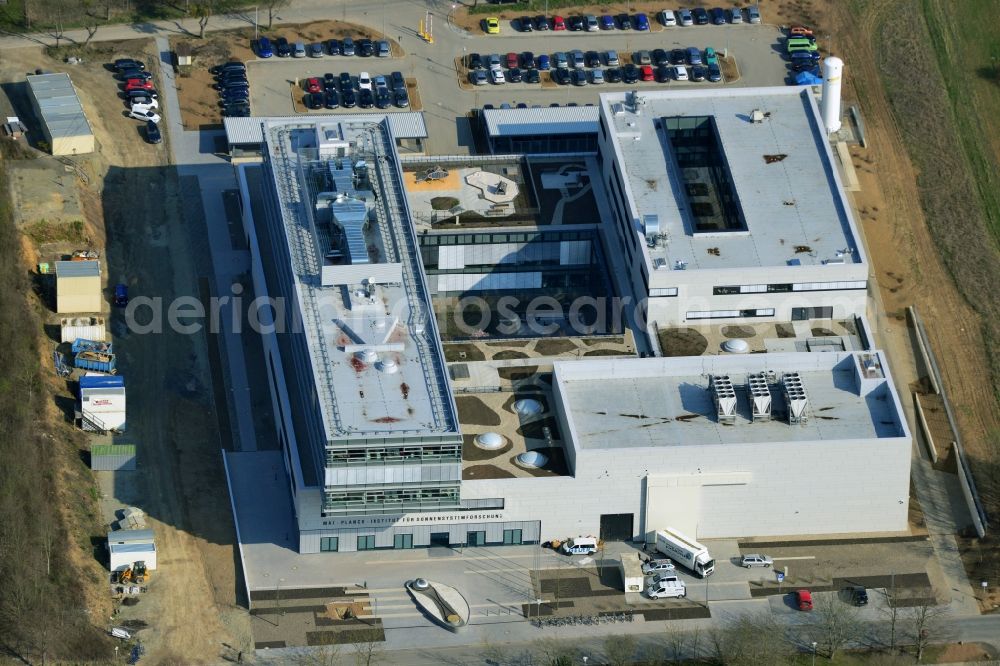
[659,10,677,26]
[646,575,686,599]
[489,68,505,84]
[747,6,761,23]
[358,72,372,90]
[641,559,676,575]
[673,65,689,81]
[677,8,694,26]
[130,97,159,110]
[128,107,161,123]
[740,554,774,568]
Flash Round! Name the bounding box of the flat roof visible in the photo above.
[600,87,865,271]
[555,351,907,450]
[261,118,457,441]
[483,106,599,137]
[225,112,427,146]
[26,73,94,139]
[55,259,100,278]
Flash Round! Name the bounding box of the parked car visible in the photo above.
[468,52,483,69]
[358,88,374,108]
[517,16,533,32]
[795,589,813,611]
[341,89,357,107]
[554,52,568,69]
[390,71,406,91]
[394,88,409,108]
[127,88,158,101]
[324,89,340,109]
[358,72,373,90]
[600,14,615,30]
[119,68,152,81]
[790,25,814,37]
[586,51,601,68]
[339,72,353,90]
[375,88,391,108]
[255,36,273,58]
[552,68,570,85]
[508,67,522,83]
[341,37,356,56]
[622,63,639,83]
[323,72,337,90]
[570,49,585,68]
[635,50,652,65]
[659,10,677,26]
[125,79,154,92]
[851,586,869,606]
[113,284,129,307]
[470,69,487,85]
[616,13,631,30]
[275,37,291,57]
[590,68,605,84]
[634,13,650,30]
[534,15,550,30]
[552,15,566,30]
[488,53,502,70]
[642,559,676,575]
[144,120,161,144]
[129,96,159,109]
[525,68,540,83]
[748,6,761,23]
[655,65,672,82]
[505,51,519,69]
[640,65,654,81]
[707,63,722,81]
[652,48,670,66]
[293,41,306,58]
[484,16,500,34]
[537,54,551,70]
[358,39,374,57]
[212,61,245,74]
[730,8,743,23]
[677,8,694,26]
[710,7,727,24]
[673,65,689,81]
[606,67,622,83]
[585,14,599,31]
[305,77,322,93]
[705,47,719,66]
[605,49,620,66]
[692,7,710,24]
[114,58,145,71]
[568,15,585,31]
[376,40,390,57]
[304,92,322,109]
[489,68,505,84]
[128,107,160,123]
[308,42,324,58]
[670,48,686,65]
[326,39,340,56]
[687,47,703,65]
[741,554,773,568]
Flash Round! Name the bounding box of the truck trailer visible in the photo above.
[653,528,715,577]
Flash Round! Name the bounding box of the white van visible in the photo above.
[561,536,598,555]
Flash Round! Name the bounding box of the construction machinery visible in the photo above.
[116,562,150,585]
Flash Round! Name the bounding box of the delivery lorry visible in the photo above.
[653,528,715,577]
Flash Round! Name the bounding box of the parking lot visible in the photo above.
[240,21,787,150]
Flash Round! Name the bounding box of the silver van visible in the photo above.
[293,41,306,58]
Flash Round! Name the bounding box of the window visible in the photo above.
[792,280,866,292]
[649,287,678,297]
[394,533,413,549]
[357,535,375,551]
[687,308,775,320]
[791,306,834,321]
[467,531,486,547]
[320,537,339,552]
[714,281,865,295]
[503,529,523,545]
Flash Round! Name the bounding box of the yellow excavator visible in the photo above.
[118,561,150,585]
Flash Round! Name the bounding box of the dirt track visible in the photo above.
[0,41,248,663]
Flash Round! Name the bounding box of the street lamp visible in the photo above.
[811,641,817,665]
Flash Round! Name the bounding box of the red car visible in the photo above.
[305,77,322,94]
[789,25,814,37]
[125,78,154,91]
[505,52,519,69]
[640,65,654,81]
[552,15,566,30]
[795,589,813,611]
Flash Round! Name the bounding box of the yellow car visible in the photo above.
[485,17,500,34]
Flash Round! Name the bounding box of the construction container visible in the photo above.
[107,529,156,572]
[71,338,113,354]
[90,444,136,471]
[79,374,126,431]
[55,260,101,313]
[74,350,116,374]
[61,317,107,344]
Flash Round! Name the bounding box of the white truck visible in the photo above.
[652,528,715,577]
[646,574,686,599]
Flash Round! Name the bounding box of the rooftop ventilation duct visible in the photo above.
[710,375,737,424]
[747,373,772,422]
[330,196,370,265]
[782,372,809,424]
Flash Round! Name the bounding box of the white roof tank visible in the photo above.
[821,57,844,134]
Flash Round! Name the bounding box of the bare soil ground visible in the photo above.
[1,39,249,662]
[171,20,404,129]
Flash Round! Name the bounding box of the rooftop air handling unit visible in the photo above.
[783,372,809,424]
[711,375,737,424]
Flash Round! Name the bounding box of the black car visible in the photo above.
[655,65,672,83]
[127,88,158,100]
[339,72,353,90]
[358,88,374,108]
[692,7,710,24]
[324,89,340,109]
[217,70,248,83]
[217,79,250,92]
[224,106,250,117]
[468,52,483,69]
[570,69,587,86]
[119,68,152,81]
[341,37,356,56]
[223,99,251,112]
[358,39,374,57]
[275,37,291,57]
[517,16,533,32]
[568,15,585,31]
[585,50,601,68]
[707,63,723,81]
[691,65,707,82]
[534,15,550,30]
[375,87,391,108]
[652,48,670,66]
[525,68,540,83]
[791,61,818,73]
[622,63,639,83]
[341,88,357,107]
[710,7,727,24]
[114,58,145,71]
[605,67,622,83]
[394,88,409,108]
[326,39,340,56]
[552,68,570,85]
[304,92,323,109]
[144,120,161,144]
[220,85,249,98]
[670,48,687,65]
[324,72,337,90]
[849,586,869,606]
[507,67,522,83]
[390,71,406,91]
[521,51,535,69]
[616,13,632,30]
[212,61,245,75]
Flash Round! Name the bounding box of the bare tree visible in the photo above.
[663,623,686,662]
[907,602,953,662]
[261,0,289,29]
[709,612,793,666]
[809,592,864,659]
[294,643,342,666]
[352,628,385,666]
[879,583,902,653]
[533,638,576,666]
[194,1,212,38]
[603,634,637,666]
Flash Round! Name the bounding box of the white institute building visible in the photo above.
[594,87,868,329]
[228,107,911,555]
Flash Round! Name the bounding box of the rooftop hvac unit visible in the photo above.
[782,372,809,424]
[710,375,737,424]
[747,373,772,422]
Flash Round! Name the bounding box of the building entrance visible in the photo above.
[600,513,634,542]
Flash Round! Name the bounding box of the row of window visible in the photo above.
[419,230,595,246]
[687,308,775,320]
[326,444,461,466]
[649,287,678,297]
[320,529,525,552]
[713,280,867,295]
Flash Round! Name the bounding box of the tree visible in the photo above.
[294,644,342,666]
[907,602,953,662]
[533,638,577,666]
[352,628,385,666]
[603,635,637,666]
[663,624,686,662]
[879,582,902,653]
[709,612,793,666]
[262,0,289,29]
[809,592,864,659]
[194,1,212,38]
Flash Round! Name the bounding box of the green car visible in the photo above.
[705,47,718,67]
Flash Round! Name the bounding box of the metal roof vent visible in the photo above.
[721,339,749,354]
[357,349,378,364]
[474,432,505,450]
[782,372,809,424]
[710,375,737,424]
[514,399,543,416]
[747,373,772,422]
[378,357,399,374]
[750,108,766,123]
[515,451,549,469]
